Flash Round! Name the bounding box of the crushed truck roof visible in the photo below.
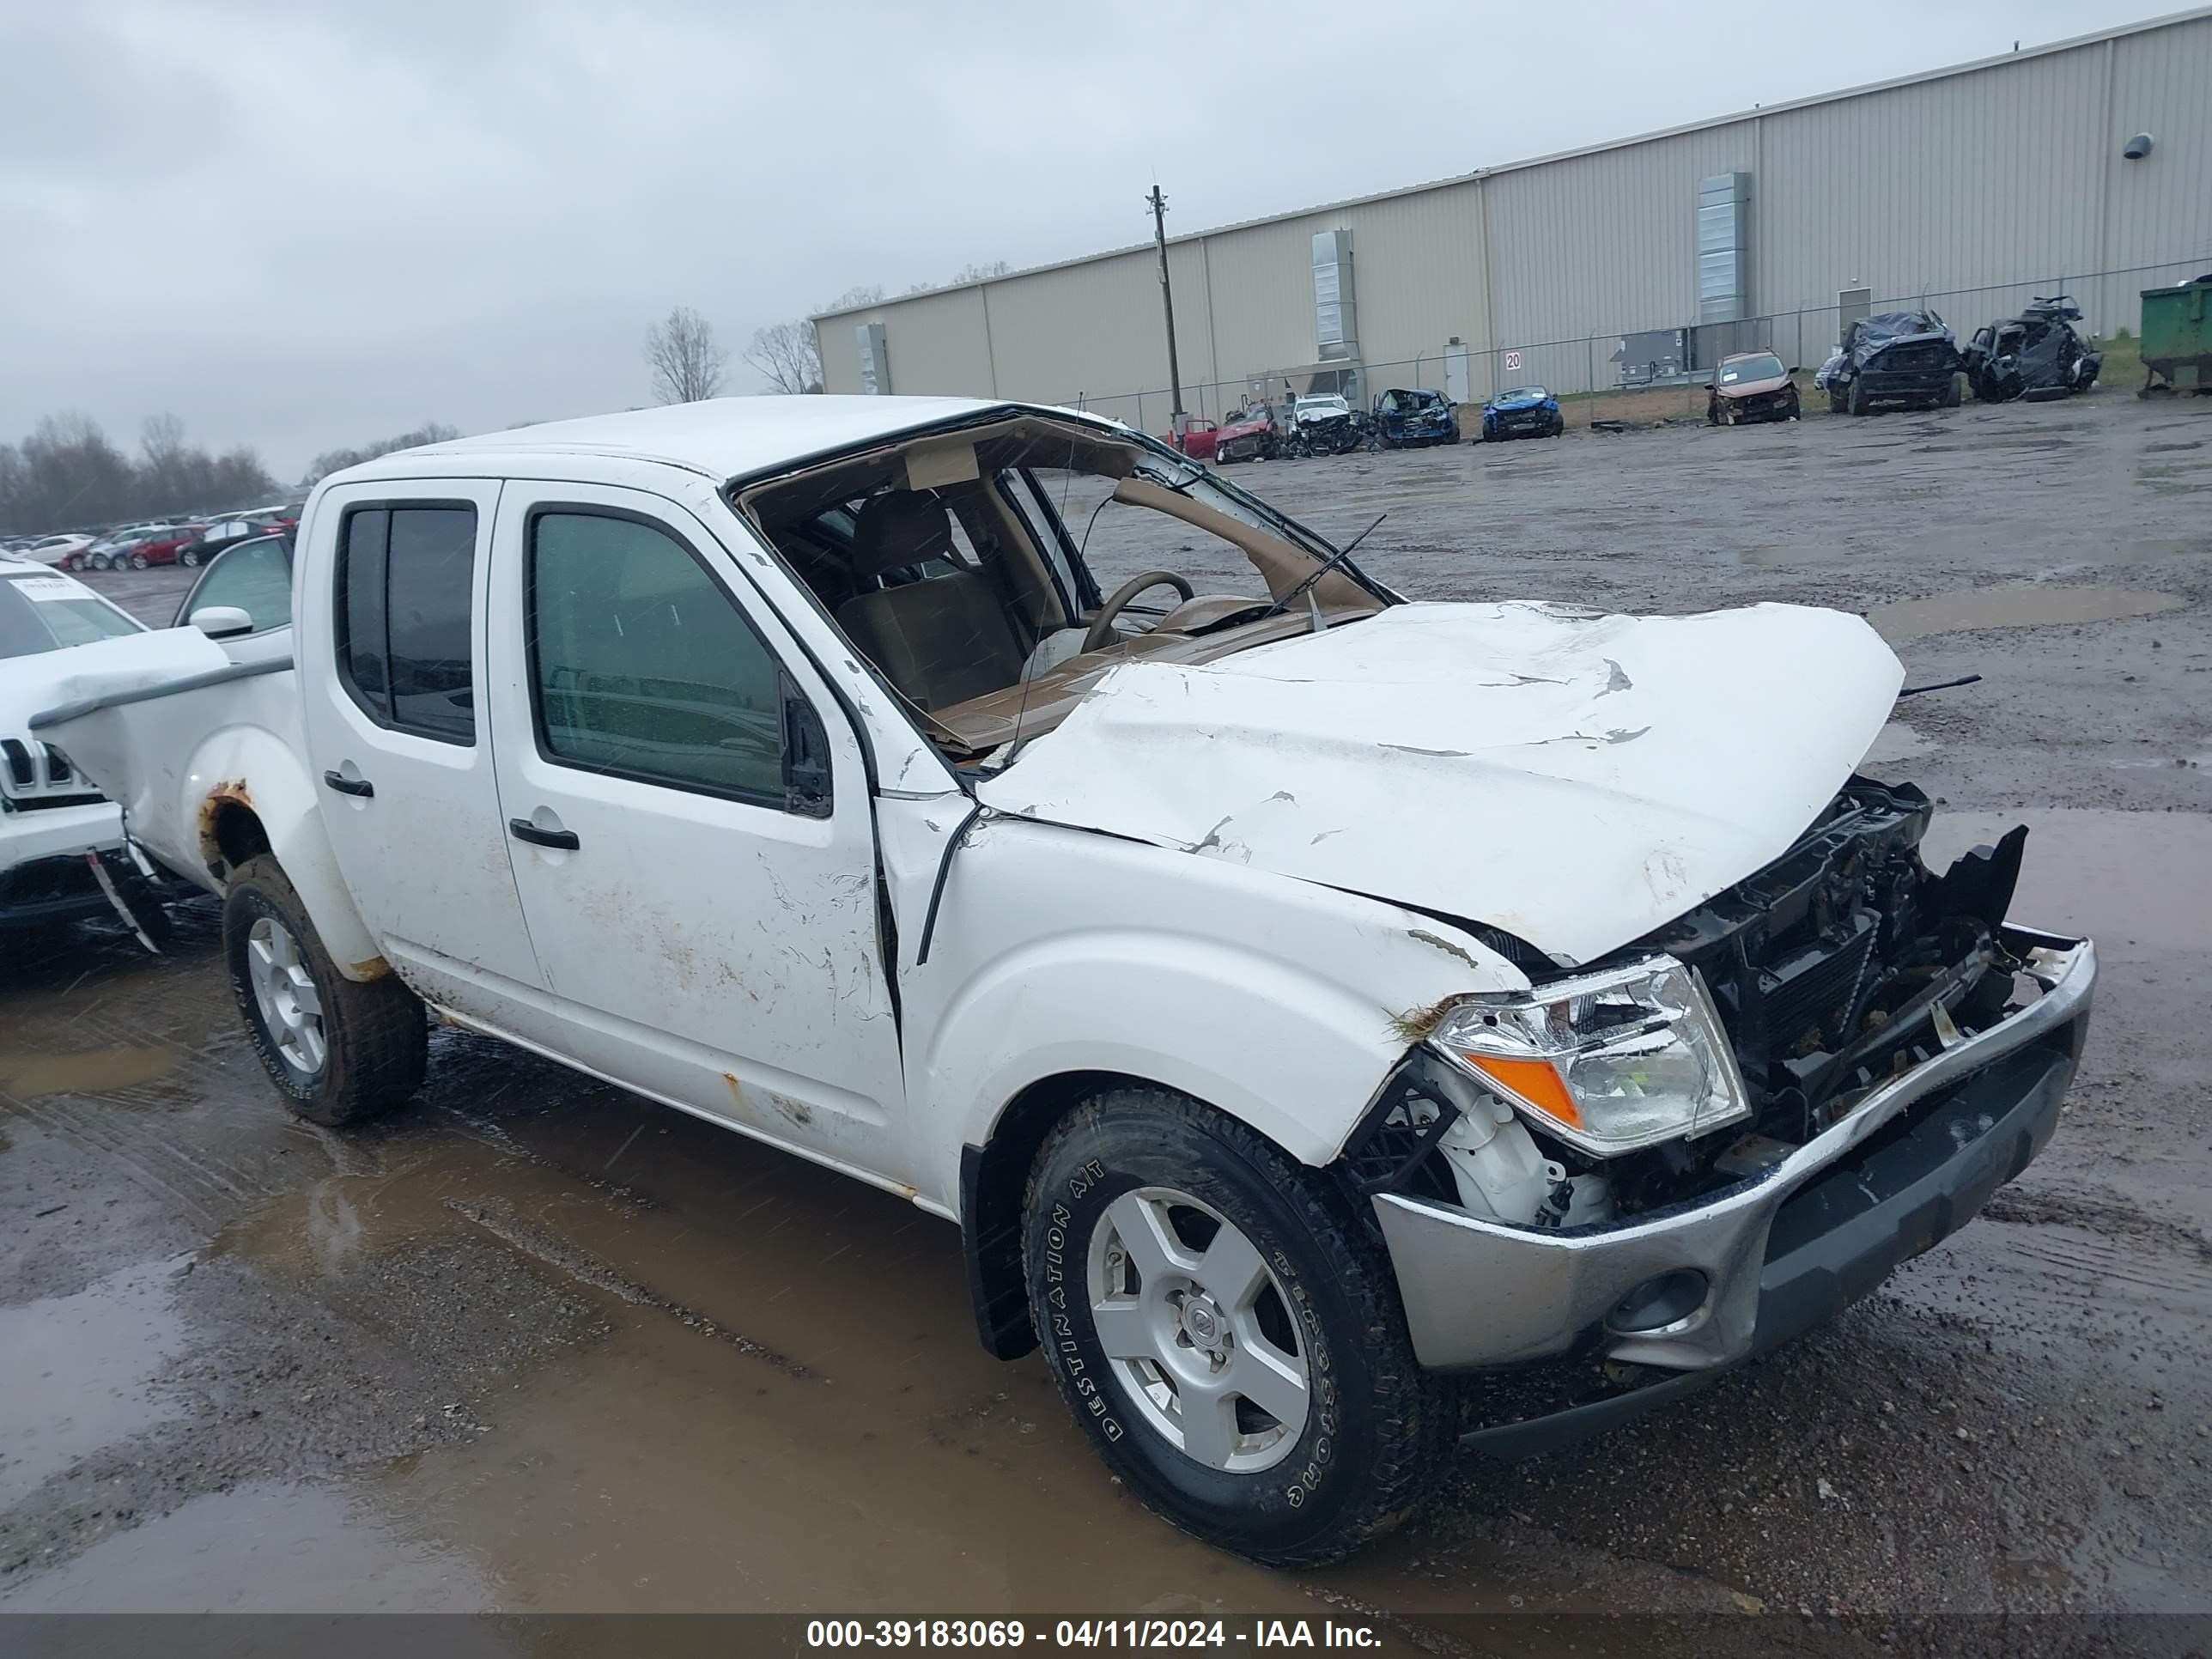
[329,396,1086,487]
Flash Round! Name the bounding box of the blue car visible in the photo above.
[1480,385,1564,441]
[1370,386,1460,447]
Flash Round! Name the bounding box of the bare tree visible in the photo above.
[645,305,726,404]
[0,411,276,532]
[141,412,186,465]
[950,260,1012,284]
[743,319,820,395]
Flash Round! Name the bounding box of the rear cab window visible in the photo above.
[335,503,477,743]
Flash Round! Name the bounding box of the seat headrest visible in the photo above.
[850,490,954,579]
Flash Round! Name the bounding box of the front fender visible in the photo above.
[897,813,1530,1206]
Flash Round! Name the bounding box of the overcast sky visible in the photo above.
[0,0,2172,481]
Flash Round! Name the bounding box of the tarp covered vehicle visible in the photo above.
[1825,310,1960,415]
[1371,387,1459,447]
[1961,295,2103,403]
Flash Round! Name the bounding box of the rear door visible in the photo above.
[297,480,545,1002]
[483,483,907,1182]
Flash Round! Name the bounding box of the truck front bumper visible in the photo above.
[1372,927,2094,1437]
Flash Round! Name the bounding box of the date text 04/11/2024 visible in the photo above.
[803,1620,1383,1649]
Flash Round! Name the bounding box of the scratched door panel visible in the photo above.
[481,482,907,1183]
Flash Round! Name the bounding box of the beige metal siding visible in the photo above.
[980,248,1160,406]
[811,10,2211,407]
[1337,180,1491,374]
[1758,46,2103,322]
[1193,212,1334,392]
[1486,125,1753,349]
[2096,19,2212,331]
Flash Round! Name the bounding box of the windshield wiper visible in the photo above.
[1255,511,1389,630]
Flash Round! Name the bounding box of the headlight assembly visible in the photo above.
[1426,956,1749,1157]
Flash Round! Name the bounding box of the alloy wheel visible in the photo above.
[246,915,327,1074]
[1087,1186,1310,1473]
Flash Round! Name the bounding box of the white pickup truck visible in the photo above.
[37,398,2095,1565]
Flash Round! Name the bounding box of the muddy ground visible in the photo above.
[3,393,2208,1650]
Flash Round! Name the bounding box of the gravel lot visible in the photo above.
[3,392,2208,1650]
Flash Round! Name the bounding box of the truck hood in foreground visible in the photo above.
[978,601,1903,966]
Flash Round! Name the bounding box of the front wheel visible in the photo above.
[179,548,201,566]
[1023,1087,1458,1567]
[223,854,427,1127]
[129,551,150,569]
[1848,376,1869,416]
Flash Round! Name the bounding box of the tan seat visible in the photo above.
[834,491,1026,711]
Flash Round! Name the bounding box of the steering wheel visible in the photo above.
[1082,570,1196,653]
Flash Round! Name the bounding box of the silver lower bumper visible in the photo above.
[1374,927,2096,1373]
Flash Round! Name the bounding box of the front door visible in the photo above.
[297,479,545,1003]
[483,483,908,1183]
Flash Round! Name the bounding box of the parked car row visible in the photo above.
[1811,297,2102,416]
[2,503,302,574]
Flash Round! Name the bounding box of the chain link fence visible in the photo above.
[1054,255,2211,438]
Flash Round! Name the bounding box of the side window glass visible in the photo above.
[528,510,787,804]
[336,503,476,743]
[179,538,291,632]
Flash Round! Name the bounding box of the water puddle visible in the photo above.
[1721,544,1818,568]
[1921,808,2212,951]
[174,1078,1580,1622]
[1863,721,1935,763]
[0,1259,191,1506]
[1868,584,2185,642]
[2136,463,2211,495]
[0,1480,494,1613]
[0,1044,181,1098]
[2110,753,2208,771]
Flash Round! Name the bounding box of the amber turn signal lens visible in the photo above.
[1461,1054,1583,1129]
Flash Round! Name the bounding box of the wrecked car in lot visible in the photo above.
[1481,386,1564,441]
[36,397,2096,1568]
[1825,310,1961,414]
[1706,351,1801,424]
[1371,387,1459,448]
[1961,295,2103,403]
[1285,393,1365,457]
[1210,403,1279,464]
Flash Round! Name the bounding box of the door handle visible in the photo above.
[509,817,580,851]
[323,769,374,798]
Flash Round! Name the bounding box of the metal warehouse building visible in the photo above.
[813,7,2212,428]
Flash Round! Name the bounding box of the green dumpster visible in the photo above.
[2140,274,2212,395]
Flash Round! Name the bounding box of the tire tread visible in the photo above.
[1022,1085,1458,1567]
[224,854,426,1127]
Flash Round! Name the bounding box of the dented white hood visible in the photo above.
[978,602,1904,965]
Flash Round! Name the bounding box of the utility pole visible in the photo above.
[1147,184,1185,428]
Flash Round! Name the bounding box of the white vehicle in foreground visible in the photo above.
[36,398,2095,1565]
[0,562,193,944]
